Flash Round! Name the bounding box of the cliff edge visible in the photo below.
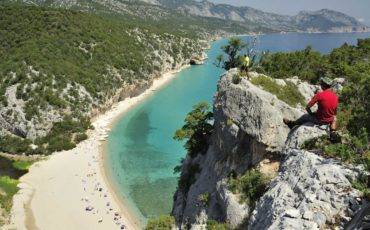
[172,69,367,229]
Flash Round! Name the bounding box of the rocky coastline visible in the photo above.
[172,69,368,229]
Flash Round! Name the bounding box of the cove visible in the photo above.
[106,32,370,221]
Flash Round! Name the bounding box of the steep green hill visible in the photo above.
[0,4,205,154]
[5,0,268,36]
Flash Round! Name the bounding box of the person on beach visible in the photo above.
[283,77,338,134]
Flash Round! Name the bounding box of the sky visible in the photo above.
[210,0,370,26]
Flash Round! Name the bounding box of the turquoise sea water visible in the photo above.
[107,32,370,221]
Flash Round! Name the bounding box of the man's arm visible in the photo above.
[330,116,337,131]
[306,94,318,115]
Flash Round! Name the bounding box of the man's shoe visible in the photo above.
[283,118,295,129]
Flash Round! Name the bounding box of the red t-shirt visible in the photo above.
[308,89,338,124]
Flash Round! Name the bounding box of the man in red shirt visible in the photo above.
[284,77,338,130]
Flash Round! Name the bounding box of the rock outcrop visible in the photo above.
[172,69,365,229]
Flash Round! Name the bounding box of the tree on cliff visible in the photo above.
[216,37,258,71]
[174,102,213,158]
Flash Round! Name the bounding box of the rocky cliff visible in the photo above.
[172,69,368,229]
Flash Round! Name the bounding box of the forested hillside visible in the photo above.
[5,0,268,36]
[0,4,207,155]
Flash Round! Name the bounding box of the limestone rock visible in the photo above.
[214,69,302,155]
[248,149,362,229]
[172,69,363,229]
[216,183,249,228]
[285,124,328,150]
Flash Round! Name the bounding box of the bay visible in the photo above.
[107,32,370,220]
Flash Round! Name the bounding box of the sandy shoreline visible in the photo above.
[7,65,190,230]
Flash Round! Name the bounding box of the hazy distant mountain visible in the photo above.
[293,9,365,32]
[154,0,369,32]
[8,0,369,33]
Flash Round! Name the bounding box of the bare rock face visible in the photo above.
[249,148,362,230]
[172,70,307,228]
[214,69,302,156]
[285,124,327,150]
[172,69,364,229]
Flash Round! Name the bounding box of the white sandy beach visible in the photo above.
[7,65,190,230]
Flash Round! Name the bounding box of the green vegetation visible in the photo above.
[173,102,212,192]
[232,74,242,84]
[35,117,91,154]
[226,118,234,127]
[174,102,213,158]
[303,131,369,170]
[0,155,34,221]
[0,156,34,218]
[259,46,327,83]
[259,39,370,139]
[0,135,32,154]
[145,215,175,230]
[12,160,33,171]
[0,176,19,212]
[351,173,370,200]
[268,39,370,198]
[250,76,305,107]
[198,192,210,207]
[0,4,206,155]
[228,169,269,209]
[206,220,230,230]
[216,37,257,71]
[75,133,88,143]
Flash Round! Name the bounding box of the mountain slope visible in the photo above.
[155,0,369,32]
[0,4,207,154]
[9,0,369,33]
[6,0,272,36]
[293,9,365,32]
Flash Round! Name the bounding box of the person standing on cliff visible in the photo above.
[283,77,339,133]
[240,54,250,74]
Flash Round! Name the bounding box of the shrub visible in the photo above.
[36,117,91,154]
[46,135,76,153]
[351,174,370,200]
[0,176,19,212]
[258,46,328,83]
[12,160,33,171]
[0,135,32,154]
[198,192,210,207]
[251,76,305,107]
[1,95,8,107]
[206,220,230,230]
[228,169,269,209]
[216,37,258,71]
[226,118,234,126]
[232,74,241,84]
[75,133,88,143]
[303,131,369,171]
[174,102,213,158]
[145,215,175,230]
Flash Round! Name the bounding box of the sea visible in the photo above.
[106,32,370,221]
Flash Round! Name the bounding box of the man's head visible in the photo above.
[319,77,333,90]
